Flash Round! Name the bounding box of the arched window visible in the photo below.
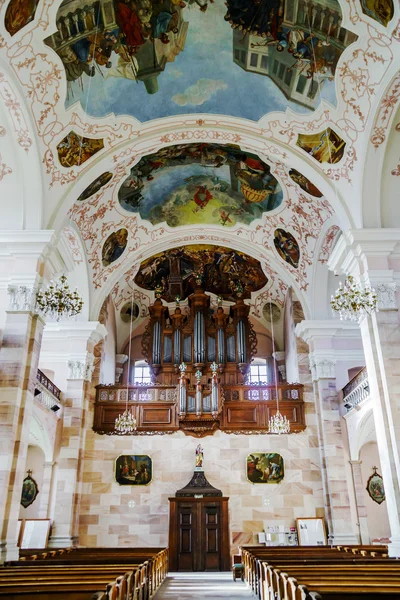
[248,358,268,384]
[132,360,151,384]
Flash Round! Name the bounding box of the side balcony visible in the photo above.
[342,367,370,413]
[34,369,63,418]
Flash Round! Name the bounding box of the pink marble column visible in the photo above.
[37,461,55,519]
[310,362,355,544]
[349,460,369,543]
[48,358,93,547]
[0,297,45,562]
[47,323,105,548]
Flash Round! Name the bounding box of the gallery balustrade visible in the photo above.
[34,369,63,416]
[342,367,370,412]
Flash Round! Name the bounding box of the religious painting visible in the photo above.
[360,0,394,27]
[121,301,140,322]
[296,128,346,164]
[262,302,281,323]
[20,471,39,509]
[118,143,283,227]
[274,229,300,268]
[115,454,152,485]
[102,228,128,266]
[289,169,323,198]
[44,0,356,123]
[57,131,104,168]
[134,245,268,301]
[77,172,113,201]
[366,467,385,505]
[4,0,40,36]
[246,453,284,484]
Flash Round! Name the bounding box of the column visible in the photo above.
[349,460,370,544]
[43,323,106,547]
[296,320,361,545]
[328,230,400,556]
[0,231,55,563]
[37,461,55,519]
[0,288,45,562]
[309,353,356,544]
[115,354,128,383]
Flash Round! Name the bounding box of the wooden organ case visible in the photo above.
[93,282,306,437]
[141,283,257,435]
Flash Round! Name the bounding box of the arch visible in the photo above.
[28,411,54,462]
[362,67,400,228]
[89,232,312,324]
[0,60,44,230]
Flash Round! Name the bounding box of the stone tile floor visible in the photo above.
[153,572,254,599]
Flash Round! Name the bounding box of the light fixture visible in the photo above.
[36,275,83,320]
[331,275,377,322]
[267,296,290,435]
[115,287,137,435]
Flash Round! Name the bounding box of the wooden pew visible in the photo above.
[0,547,168,600]
[240,545,400,600]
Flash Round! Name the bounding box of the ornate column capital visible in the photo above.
[375,282,398,311]
[7,284,38,312]
[272,351,285,362]
[116,354,129,365]
[309,351,336,381]
[67,353,94,381]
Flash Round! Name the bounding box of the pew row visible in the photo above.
[0,547,168,600]
[240,545,400,600]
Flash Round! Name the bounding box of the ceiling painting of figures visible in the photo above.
[134,245,268,301]
[118,143,283,227]
[4,0,40,36]
[44,0,357,123]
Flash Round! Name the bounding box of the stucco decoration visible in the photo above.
[318,225,341,264]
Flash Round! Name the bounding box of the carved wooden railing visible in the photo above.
[93,381,305,437]
[35,369,62,415]
[342,367,370,412]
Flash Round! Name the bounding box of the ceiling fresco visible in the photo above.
[57,131,104,167]
[296,127,345,164]
[360,0,394,26]
[134,245,268,301]
[42,0,357,123]
[77,172,113,200]
[117,142,283,226]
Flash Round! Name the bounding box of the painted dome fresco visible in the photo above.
[39,0,357,121]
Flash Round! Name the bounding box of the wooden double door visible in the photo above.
[168,497,230,571]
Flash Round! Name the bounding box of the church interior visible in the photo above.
[0,0,400,596]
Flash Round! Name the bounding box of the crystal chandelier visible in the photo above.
[267,297,290,435]
[268,411,291,435]
[115,290,137,435]
[331,275,377,322]
[36,275,83,320]
[115,408,137,434]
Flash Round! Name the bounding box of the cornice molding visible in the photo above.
[296,320,361,343]
[43,321,107,344]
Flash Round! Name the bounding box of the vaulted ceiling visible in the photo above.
[0,0,399,320]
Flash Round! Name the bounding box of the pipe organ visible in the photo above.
[142,284,257,387]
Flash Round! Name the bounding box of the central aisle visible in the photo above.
[153,572,254,599]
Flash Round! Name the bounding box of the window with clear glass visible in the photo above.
[132,360,151,384]
[248,360,268,384]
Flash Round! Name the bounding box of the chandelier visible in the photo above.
[115,291,137,435]
[115,408,137,434]
[331,275,377,322]
[36,275,83,320]
[268,411,291,435]
[267,297,290,435]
